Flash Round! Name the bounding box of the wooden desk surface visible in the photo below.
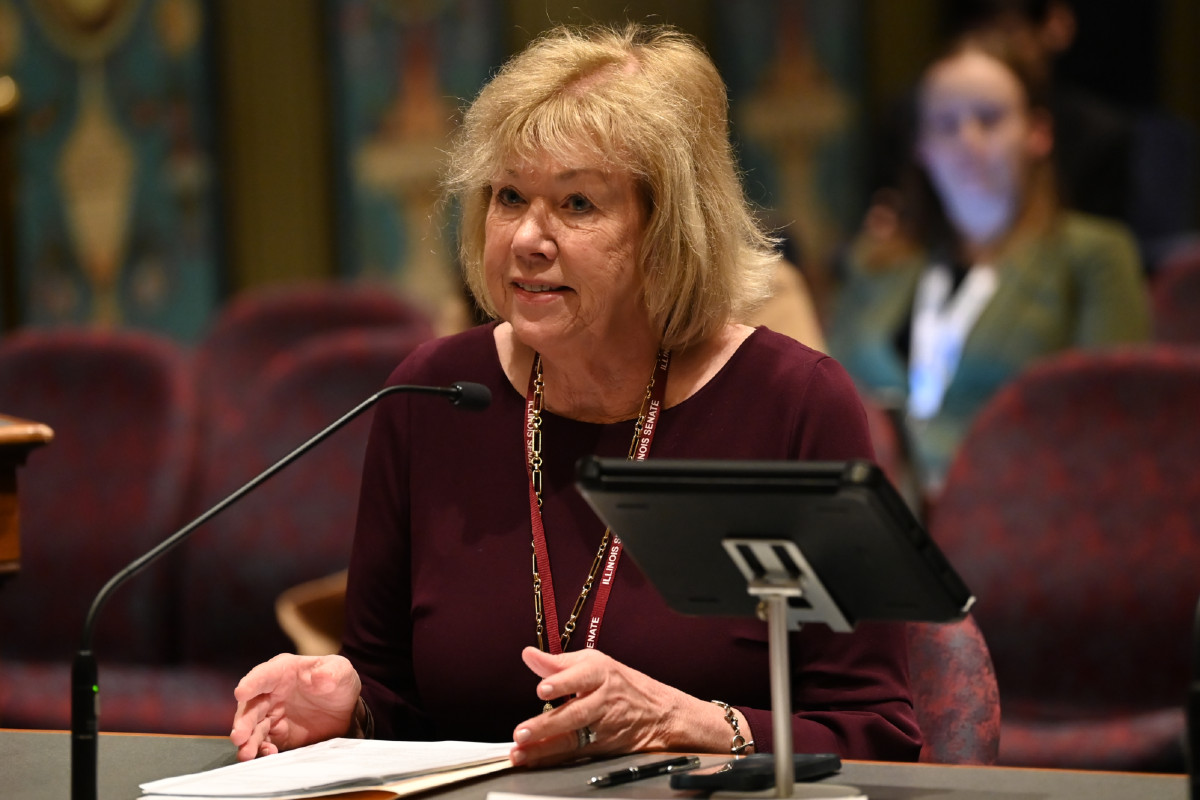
[0,730,1188,800]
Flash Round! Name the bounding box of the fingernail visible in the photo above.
[515,728,532,744]
[538,682,553,697]
[511,748,527,765]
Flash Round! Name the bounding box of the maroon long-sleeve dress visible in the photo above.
[341,322,922,760]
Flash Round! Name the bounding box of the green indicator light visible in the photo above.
[92,685,99,693]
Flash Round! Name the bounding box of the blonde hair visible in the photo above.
[443,23,778,351]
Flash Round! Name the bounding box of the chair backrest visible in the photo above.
[1151,241,1200,344]
[0,328,195,664]
[194,283,433,460]
[859,396,927,517]
[180,328,429,668]
[907,617,1001,765]
[861,398,902,485]
[930,347,1200,724]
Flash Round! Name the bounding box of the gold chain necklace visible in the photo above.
[528,353,660,659]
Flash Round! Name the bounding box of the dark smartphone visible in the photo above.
[669,753,841,792]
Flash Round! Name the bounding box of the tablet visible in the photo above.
[574,457,973,629]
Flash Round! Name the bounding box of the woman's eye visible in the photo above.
[974,105,1008,131]
[564,194,594,213]
[495,186,524,206]
[923,113,958,138]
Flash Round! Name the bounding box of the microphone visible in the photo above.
[71,380,490,800]
[448,380,491,411]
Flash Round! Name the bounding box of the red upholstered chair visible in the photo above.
[929,347,1200,771]
[861,398,903,487]
[860,397,925,517]
[194,283,433,496]
[1152,241,1200,344]
[907,617,1001,764]
[0,328,197,730]
[171,328,430,732]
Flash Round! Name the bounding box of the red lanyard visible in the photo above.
[525,352,670,653]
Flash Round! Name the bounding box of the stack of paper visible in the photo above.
[140,738,514,800]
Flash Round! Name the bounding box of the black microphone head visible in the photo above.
[450,381,491,411]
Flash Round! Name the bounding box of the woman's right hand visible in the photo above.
[230,653,362,761]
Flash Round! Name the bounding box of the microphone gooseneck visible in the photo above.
[71,380,489,800]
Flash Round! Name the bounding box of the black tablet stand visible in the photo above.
[575,457,975,799]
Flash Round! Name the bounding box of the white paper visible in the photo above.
[140,738,514,799]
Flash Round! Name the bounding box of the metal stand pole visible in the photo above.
[725,538,852,798]
[763,593,795,798]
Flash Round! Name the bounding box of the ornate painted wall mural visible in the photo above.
[328,0,501,334]
[714,0,865,309]
[2,0,219,340]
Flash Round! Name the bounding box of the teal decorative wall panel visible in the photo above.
[712,0,866,299]
[1,0,220,341]
[328,0,502,333]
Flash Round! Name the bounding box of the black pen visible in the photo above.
[587,755,701,787]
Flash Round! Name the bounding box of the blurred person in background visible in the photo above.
[948,0,1135,228]
[827,26,1149,502]
[868,0,1134,233]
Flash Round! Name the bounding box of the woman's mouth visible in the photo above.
[515,282,567,293]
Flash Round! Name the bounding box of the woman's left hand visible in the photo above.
[509,645,711,766]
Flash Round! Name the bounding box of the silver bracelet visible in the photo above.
[348,696,375,739]
[711,700,754,755]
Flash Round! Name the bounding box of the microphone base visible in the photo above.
[72,650,98,800]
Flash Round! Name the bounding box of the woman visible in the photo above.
[828,28,1149,497]
[231,24,920,767]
